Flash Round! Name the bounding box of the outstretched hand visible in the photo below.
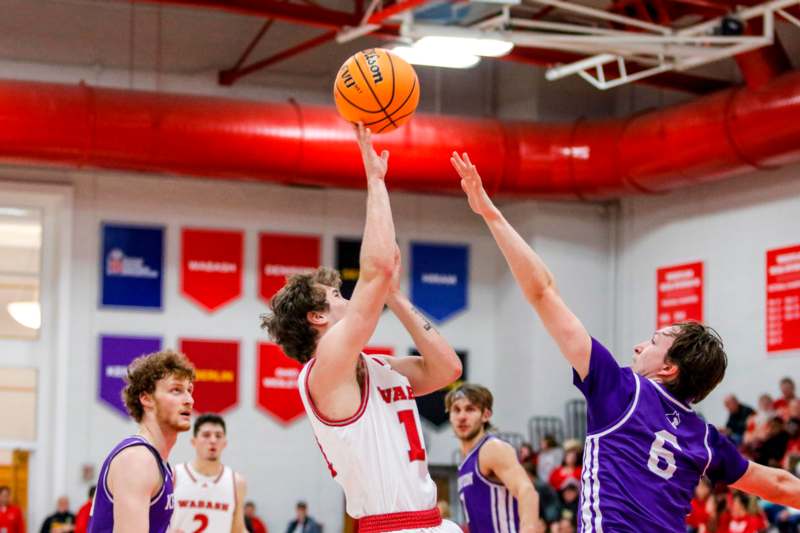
[450,152,498,218]
[356,122,389,180]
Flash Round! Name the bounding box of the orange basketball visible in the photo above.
[333,48,420,134]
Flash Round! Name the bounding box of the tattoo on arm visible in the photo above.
[411,307,438,333]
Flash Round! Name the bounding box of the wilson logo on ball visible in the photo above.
[333,47,420,134]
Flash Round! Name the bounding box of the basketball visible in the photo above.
[333,48,420,134]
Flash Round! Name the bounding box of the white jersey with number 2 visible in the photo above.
[298,354,437,518]
[170,463,236,533]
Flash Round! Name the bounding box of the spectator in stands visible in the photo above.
[535,435,563,484]
[548,440,581,492]
[781,410,800,470]
[723,394,754,445]
[74,486,95,533]
[39,496,74,533]
[518,442,536,469]
[744,394,776,446]
[0,486,25,533]
[556,479,579,525]
[524,464,561,526]
[756,416,790,467]
[285,501,321,533]
[686,478,715,533]
[244,501,267,533]
[717,492,767,533]
[773,377,796,419]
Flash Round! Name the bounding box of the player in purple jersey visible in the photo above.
[447,384,539,533]
[89,350,195,533]
[450,152,800,532]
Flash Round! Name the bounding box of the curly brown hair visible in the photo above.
[261,267,342,363]
[663,321,726,403]
[122,350,195,422]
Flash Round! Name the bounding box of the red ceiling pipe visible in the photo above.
[1,73,800,199]
[734,19,793,89]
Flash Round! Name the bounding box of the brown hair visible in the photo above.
[122,350,195,422]
[445,383,494,430]
[260,267,342,363]
[663,322,726,403]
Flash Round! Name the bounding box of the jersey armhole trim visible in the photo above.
[103,438,166,506]
[303,356,370,427]
[474,438,506,489]
[587,373,641,439]
[702,424,713,477]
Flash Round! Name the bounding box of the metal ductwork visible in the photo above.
[0,73,799,199]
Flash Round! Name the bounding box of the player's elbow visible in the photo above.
[444,350,463,382]
[775,470,800,507]
[360,254,394,281]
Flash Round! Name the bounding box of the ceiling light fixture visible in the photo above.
[7,301,41,330]
[391,45,481,69]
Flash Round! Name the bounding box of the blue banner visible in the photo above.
[101,223,164,309]
[411,242,469,322]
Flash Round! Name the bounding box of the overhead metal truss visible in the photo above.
[400,0,800,90]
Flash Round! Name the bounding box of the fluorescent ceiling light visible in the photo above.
[415,36,514,57]
[391,45,481,69]
[7,301,41,330]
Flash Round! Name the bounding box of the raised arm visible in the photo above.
[731,461,800,509]
[385,246,462,395]
[107,446,162,533]
[480,439,540,533]
[310,124,396,391]
[451,152,592,377]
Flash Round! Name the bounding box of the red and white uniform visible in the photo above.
[171,463,237,533]
[299,355,458,533]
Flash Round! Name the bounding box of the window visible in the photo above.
[0,207,42,339]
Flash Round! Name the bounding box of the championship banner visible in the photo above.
[335,238,362,300]
[101,223,164,309]
[767,244,800,353]
[259,233,321,305]
[99,335,162,418]
[411,242,469,323]
[656,262,703,329]
[256,343,305,425]
[179,339,239,414]
[410,348,468,427]
[181,228,244,312]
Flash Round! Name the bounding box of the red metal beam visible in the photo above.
[219,19,275,85]
[219,30,338,85]
[137,0,356,29]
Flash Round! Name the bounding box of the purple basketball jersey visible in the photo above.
[88,436,175,533]
[573,338,749,533]
[458,435,520,533]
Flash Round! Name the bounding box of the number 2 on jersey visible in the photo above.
[398,409,426,462]
[192,513,209,533]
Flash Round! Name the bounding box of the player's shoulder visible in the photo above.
[478,436,516,464]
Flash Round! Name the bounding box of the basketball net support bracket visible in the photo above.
[401,0,800,90]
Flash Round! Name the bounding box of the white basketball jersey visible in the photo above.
[170,463,237,533]
[298,354,437,518]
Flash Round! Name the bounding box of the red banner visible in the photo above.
[181,228,243,312]
[256,343,305,425]
[180,339,239,414]
[656,262,703,329]
[363,346,394,356]
[259,233,321,305]
[767,244,800,353]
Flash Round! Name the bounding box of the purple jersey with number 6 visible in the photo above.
[88,435,175,533]
[573,338,749,533]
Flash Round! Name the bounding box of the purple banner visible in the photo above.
[99,335,162,418]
